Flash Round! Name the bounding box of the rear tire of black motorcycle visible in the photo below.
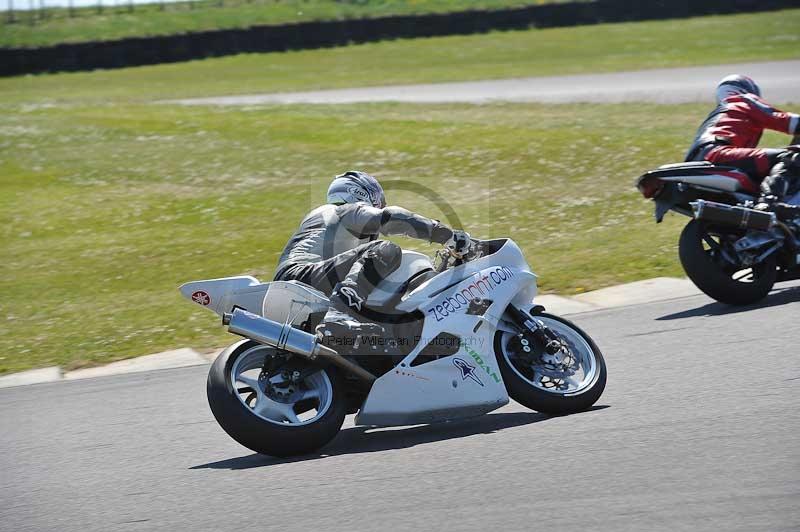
[494,314,607,416]
[678,219,777,305]
[207,340,347,458]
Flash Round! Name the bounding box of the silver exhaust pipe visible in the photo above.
[691,200,775,231]
[223,308,376,384]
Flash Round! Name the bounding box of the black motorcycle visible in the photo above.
[636,150,800,305]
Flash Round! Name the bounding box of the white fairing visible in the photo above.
[355,239,538,426]
[179,278,328,327]
[260,282,329,326]
[179,276,263,316]
[659,174,745,192]
[365,250,433,307]
[182,239,542,427]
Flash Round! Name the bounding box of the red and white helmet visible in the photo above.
[716,74,761,104]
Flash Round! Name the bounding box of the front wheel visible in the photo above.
[678,219,777,305]
[207,340,347,457]
[495,313,606,415]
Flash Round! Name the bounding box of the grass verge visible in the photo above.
[1,100,794,373]
[1,10,798,373]
[1,9,798,104]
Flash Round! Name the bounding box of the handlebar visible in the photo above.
[436,236,484,272]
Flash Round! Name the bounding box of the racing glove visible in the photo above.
[445,230,473,258]
[779,149,800,172]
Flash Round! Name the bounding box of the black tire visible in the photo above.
[495,313,606,415]
[207,340,347,457]
[678,219,777,305]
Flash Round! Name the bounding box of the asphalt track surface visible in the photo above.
[2,281,799,532]
[174,60,800,106]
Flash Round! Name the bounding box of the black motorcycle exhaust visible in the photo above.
[223,308,376,383]
[690,200,776,231]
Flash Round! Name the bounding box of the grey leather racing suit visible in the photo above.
[273,203,453,306]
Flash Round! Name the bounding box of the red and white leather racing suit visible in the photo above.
[686,94,800,197]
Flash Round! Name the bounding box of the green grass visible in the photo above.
[1,10,799,374]
[1,0,577,48]
[1,9,799,104]
[1,100,794,374]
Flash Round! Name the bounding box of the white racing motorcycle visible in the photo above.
[180,238,607,457]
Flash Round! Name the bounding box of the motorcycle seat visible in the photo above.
[637,163,760,195]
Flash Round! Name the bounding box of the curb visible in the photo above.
[0,348,220,390]
[533,277,703,316]
[0,366,63,388]
[0,276,703,389]
[571,277,703,309]
[63,348,213,381]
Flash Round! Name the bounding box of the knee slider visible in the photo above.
[764,164,790,197]
[366,240,402,274]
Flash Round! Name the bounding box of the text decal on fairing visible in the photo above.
[462,343,501,384]
[426,266,514,322]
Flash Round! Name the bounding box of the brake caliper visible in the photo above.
[507,306,571,367]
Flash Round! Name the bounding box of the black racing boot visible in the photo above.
[753,194,777,212]
[330,282,366,315]
[758,158,800,221]
[754,195,800,221]
[315,282,384,346]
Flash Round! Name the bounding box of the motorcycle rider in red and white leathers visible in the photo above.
[273,171,471,333]
[685,75,800,218]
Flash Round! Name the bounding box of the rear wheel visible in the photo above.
[207,341,347,457]
[678,219,776,305]
[495,313,606,415]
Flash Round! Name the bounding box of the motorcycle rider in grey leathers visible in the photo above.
[273,171,471,334]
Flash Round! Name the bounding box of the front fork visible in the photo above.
[506,305,567,361]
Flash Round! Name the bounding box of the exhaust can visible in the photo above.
[223,308,376,383]
[690,200,775,231]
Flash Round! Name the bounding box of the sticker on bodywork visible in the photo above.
[426,266,514,322]
[462,343,501,384]
[191,290,211,306]
[453,357,484,387]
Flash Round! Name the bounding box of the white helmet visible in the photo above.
[716,74,761,104]
[327,171,386,208]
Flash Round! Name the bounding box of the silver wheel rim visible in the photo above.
[500,317,598,395]
[230,345,333,426]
